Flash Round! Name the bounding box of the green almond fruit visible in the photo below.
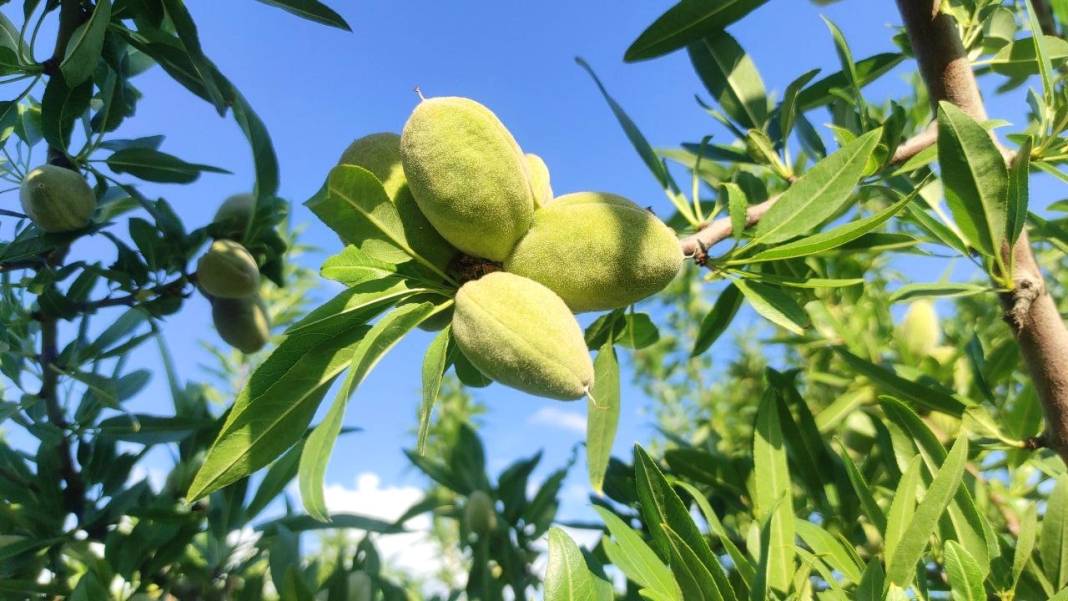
[401,97,534,261]
[212,193,255,240]
[197,240,260,299]
[525,153,553,208]
[19,164,96,232]
[464,490,497,537]
[897,300,940,359]
[452,272,593,400]
[348,571,372,601]
[212,295,271,353]
[505,192,682,313]
[339,132,457,271]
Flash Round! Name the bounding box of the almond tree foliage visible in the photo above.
[8,1,1068,601]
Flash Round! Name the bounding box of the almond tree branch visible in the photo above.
[678,124,938,258]
[896,0,1068,464]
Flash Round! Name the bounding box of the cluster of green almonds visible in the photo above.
[197,194,271,354]
[18,164,97,233]
[341,96,682,401]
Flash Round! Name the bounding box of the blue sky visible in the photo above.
[3,0,1060,560]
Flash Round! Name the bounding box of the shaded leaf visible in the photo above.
[624,0,768,62]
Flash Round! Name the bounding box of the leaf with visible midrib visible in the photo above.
[1042,476,1068,590]
[254,0,352,30]
[687,32,768,129]
[586,343,620,493]
[417,323,453,454]
[60,0,111,87]
[886,436,969,587]
[625,0,768,62]
[187,298,399,501]
[752,389,795,595]
[753,129,881,245]
[544,528,613,601]
[936,102,1009,261]
[594,506,680,600]
[299,301,435,521]
[744,186,912,263]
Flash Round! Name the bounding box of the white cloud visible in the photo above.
[528,406,586,434]
[319,473,441,580]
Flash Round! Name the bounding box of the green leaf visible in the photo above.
[299,301,434,521]
[886,436,968,587]
[936,102,1010,261]
[254,0,352,30]
[41,73,92,150]
[231,89,280,197]
[752,389,795,594]
[545,527,613,601]
[60,0,111,87]
[821,16,861,107]
[594,506,681,600]
[624,0,768,62]
[96,414,209,444]
[417,324,452,455]
[796,53,904,110]
[663,524,725,601]
[777,68,820,144]
[743,190,911,262]
[309,165,449,280]
[257,512,404,534]
[634,445,735,598]
[286,278,418,335]
[884,454,922,561]
[888,282,989,303]
[1008,137,1032,247]
[734,279,808,336]
[1043,476,1068,590]
[753,128,881,244]
[1014,503,1038,588]
[989,35,1068,76]
[687,32,767,129]
[1023,2,1055,99]
[246,439,305,521]
[834,347,968,416]
[576,58,688,219]
[944,540,985,601]
[320,245,400,286]
[692,283,743,356]
[161,0,228,113]
[672,479,756,589]
[724,182,748,240]
[106,147,229,183]
[880,398,996,574]
[794,521,863,584]
[187,300,394,500]
[587,343,620,493]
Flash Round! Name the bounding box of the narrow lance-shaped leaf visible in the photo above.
[663,524,725,601]
[734,279,808,336]
[624,0,768,62]
[586,342,620,493]
[633,445,736,598]
[692,283,743,357]
[1008,136,1032,247]
[724,182,748,240]
[883,454,922,561]
[593,506,681,600]
[254,0,352,30]
[544,527,613,601]
[299,301,436,521]
[936,102,1009,262]
[752,128,881,245]
[752,388,795,595]
[1042,476,1068,591]
[187,290,403,501]
[687,31,768,129]
[417,323,453,455]
[886,436,969,587]
[1013,503,1038,588]
[576,57,692,221]
[944,540,985,601]
[795,53,904,110]
[743,189,913,263]
[60,0,111,87]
